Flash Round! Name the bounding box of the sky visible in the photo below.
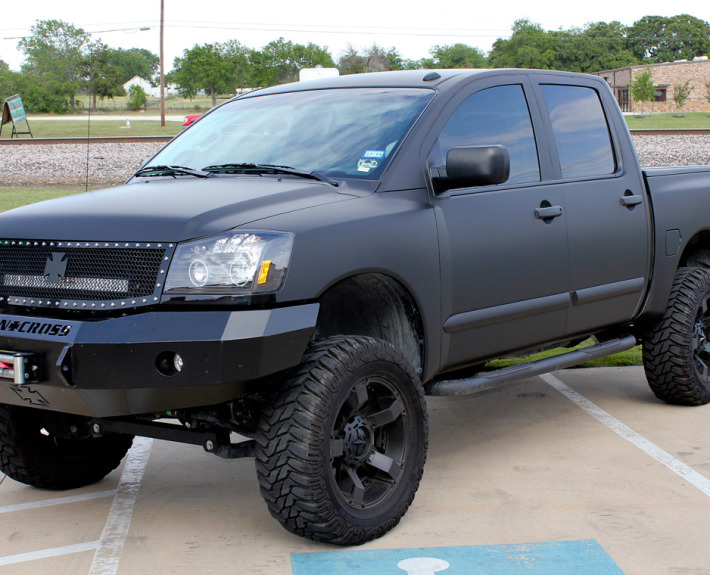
[0,0,707,73]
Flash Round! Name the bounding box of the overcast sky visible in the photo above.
[0,0,706,72]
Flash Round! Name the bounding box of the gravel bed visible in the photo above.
[633,135,710,167]
[0,142,164,187]
[1,135,709,187]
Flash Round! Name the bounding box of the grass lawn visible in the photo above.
[625,111,710,130]
[0,186,91,212]
[1,120,183,139]
[485,339,642,370]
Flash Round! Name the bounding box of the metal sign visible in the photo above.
[1,95,33,138]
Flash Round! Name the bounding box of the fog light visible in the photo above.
[156,351,183,376]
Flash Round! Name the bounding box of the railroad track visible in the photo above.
[1,129,710,146]
[0,136,173,146]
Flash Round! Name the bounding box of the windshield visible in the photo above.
[149,88,435,180]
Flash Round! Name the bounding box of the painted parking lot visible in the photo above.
[1,366,709,574]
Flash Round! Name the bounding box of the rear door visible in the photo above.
[532,76,652,336]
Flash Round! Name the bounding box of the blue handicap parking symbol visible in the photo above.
[291,540,625,575]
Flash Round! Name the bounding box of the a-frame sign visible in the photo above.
[1,95,33,138]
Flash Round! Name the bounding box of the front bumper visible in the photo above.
[0,304,318,417]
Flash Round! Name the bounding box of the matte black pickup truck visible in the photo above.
[1,69,710,545]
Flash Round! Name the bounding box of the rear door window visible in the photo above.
[540,85,616,179]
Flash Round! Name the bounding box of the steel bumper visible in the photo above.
[0,304,318,417]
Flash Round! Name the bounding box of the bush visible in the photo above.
[127,85,147,111]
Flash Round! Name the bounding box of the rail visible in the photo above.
[1,129,710,146]
[0,136,173,146]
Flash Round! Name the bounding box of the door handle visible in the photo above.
[620,194,643,207]
[535,205,563,219]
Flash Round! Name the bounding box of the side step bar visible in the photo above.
[424,334,637,397]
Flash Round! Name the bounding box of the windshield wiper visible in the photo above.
[133,165,215,179]
[202,163,339,186]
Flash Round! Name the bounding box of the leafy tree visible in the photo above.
[628,15,710,62]
[222,40,252,91]
[489,19,639,73]
[170,43,237,106]
[106,48,159,84]
[631,69,656,117]
[704,81,710,107]
[561,22,638,72]
[364,44,392,72]
[429,44,487,68]
[0,60,12,98]
[337,45,366,75]
[488,19,556,70]
[18,19,92,112]
[252,38,334,86]
[85,42,125,111]
[127,85,147,111]
[672,80,693,116]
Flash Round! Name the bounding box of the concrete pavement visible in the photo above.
[1,367,709,574]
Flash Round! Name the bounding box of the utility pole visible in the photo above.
[160,0,165,127]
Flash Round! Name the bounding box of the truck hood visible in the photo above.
[0,177,362,242]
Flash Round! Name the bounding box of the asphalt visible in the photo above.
[1,366,709,574]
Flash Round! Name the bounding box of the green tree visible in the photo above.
[337,45,366,75]
[704,80,710,107]
[489,19,638,73]
[223,40,252,91]
[252,38,334,86]
[85,42,125,111]
[0,60,13,98]
[106,47,159,84]
[631,69,656,117]
[628,15,710,62]
[18,19,92,112]
[170,43,237,106]
[364,44,392,72]
[557,22,638,72]
[127,84,147,111]
[488,19,556,69]
[672,80,693,116]
[429,44,487,68]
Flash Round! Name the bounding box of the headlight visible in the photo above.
[164,231,294,295]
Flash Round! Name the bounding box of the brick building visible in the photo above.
[592,58,710,113]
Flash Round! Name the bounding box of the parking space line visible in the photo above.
[0,540,100,567]
[541,373,710,497]
[88,437,153,575]
[0,490,117,514]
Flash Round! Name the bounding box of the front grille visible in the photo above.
[0,240,173,310]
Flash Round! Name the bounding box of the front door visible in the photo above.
[429,78,570,371]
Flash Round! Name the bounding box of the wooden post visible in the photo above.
[160,0,166,127]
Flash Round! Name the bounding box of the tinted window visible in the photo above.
[434,84,540,185]
[540,85,615,178]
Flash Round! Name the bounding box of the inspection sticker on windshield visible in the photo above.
[358,159,378,172]
[362,150,385,159]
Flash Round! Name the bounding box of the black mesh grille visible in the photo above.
[0,241,168,307]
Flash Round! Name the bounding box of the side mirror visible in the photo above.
[434,145,510,191]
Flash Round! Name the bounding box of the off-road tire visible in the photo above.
[0,404,134,489]
[255,336,428,545]
[643,267,710,405]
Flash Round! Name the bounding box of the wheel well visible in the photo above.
[314,274,424,377]
[680,231,710,268]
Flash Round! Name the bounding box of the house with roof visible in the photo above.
[122,76,179,98]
